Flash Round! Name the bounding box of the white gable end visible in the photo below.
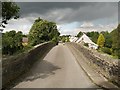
[76,33,98,49]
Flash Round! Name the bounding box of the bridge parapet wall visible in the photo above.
[68,42,120,87]
[2,42,56,88]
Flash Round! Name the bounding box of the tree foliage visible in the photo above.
[60,35,70,42]
[111,24,120,58]
[1,2,20,28]
[111,29,119,50]
[101,31,112,48]
[77,31,83,37]
[86,31,99,43]
[28,17,60,46]
[97,33,105,48]
[79,26,120,59]
[2,30,23,55]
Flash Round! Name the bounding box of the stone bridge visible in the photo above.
[2,42,120,89]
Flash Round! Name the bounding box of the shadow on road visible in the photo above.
[4,59,61,89]
[24,60,61,81]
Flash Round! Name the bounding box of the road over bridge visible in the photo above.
[14,43,100,88]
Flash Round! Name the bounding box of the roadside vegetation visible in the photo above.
[28,17,60,46]
[77,24,120,59]
[2,17,60,57]
[2,2,60,57]
[60,35,70,43]
[3,31,24,55]
[1,2,119,59]
[1,2,20,28]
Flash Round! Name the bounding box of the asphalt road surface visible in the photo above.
[14,43,99,88]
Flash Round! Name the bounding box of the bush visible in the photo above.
[101,47,112,55]
[112,49,120,59]
[2,31,23,55]
[84,43,89,47]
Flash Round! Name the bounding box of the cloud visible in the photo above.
[3,2,118,36]
[80,22,94,28]
[3,17,34,34]
[74,23,117,33]
[16,2,118,24]
[58,22,117,36]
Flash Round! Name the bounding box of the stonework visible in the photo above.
[2,42,56,88]
[69,42,120,87]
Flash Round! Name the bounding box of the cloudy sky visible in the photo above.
[3,2,118,36]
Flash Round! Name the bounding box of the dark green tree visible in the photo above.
[28,17,60,46]
[101,31,112,48]
[14,31,23,50]
[111,24,120,58]
[86,31,99,43]
[2,30,23,55]
[77,31,83,37]
[1,2,20,28]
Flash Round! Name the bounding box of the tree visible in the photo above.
[28,17,60,46]
[86,31,99,43]
[2,30,23,55]
[77,31,83,37]
[97,33,105,48]
[14,31,23,50]
[118,24,120,58]
[111,24,120,58]
[1,2,20,28]
[66,37,70,42]
[101,31,112,48]
[60,35,70,42]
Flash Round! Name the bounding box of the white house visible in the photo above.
[69,36,78,42]
[76,33,98,49]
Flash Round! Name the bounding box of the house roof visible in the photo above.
[22,37,28,43]
[69,36,78,42]
[76,33,98,46]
